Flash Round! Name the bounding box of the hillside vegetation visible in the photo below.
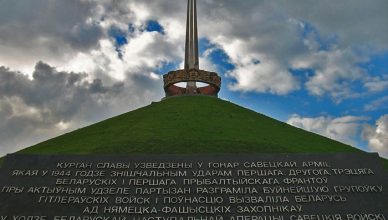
[1,96,387,168]
[20,96,362,155]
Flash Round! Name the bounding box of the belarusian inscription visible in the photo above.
[0,153,387,219]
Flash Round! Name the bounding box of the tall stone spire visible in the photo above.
[185,0,199,70]
[185,0,199,93]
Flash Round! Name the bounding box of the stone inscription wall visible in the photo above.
[0,153,387,219]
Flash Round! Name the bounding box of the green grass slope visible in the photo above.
[20,96,360,155]
[0,95,384,169]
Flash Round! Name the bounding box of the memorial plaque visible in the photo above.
[0,153,387,219]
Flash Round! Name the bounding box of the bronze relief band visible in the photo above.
[163,69,221,97]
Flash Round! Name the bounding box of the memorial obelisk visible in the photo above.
[163,0,221,97]
[185,0,199,94]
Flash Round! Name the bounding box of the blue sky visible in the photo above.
[0,0,387,158]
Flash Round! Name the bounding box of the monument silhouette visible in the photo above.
[163,0,221,97]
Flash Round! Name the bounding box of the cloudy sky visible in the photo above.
[0,0,387,158]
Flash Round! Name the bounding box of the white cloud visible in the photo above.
[362,115,388,158]
[227,58,300,95]
[364,96,388,111]
[0,62,163,157]
[199,6,304,95]
[61,30,180,82]
[0,96,72,155]
[295,49,366,101]
[0,0,183,156]
[282,0,388,50]
[287,115,367,146]
[363,76,388,92]
[193,0,387,99]
[0,0,103,75]
[1,0,387,99]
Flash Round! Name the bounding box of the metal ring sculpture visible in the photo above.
[163,69,221,97]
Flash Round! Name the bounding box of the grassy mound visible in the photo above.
[20,96,360,155]
[0,95,386,169]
